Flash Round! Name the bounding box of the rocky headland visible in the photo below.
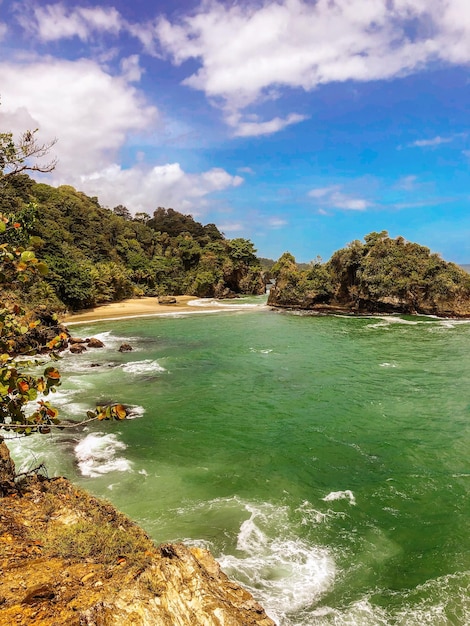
[268,232,470,317]
[0,442,275,626]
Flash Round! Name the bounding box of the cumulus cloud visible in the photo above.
[154,0,470,134]
[309,185,371,211]
[79,164,243,214]
[20,3,123,42]
[0,58,243,214]
[0,58,156,177]
[120,55,144,82]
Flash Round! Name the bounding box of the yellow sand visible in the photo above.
[62,296,217,325]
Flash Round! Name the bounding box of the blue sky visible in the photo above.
[1,0,470,263]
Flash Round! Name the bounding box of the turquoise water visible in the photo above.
[9,301,470,625]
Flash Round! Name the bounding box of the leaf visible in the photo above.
[17,380,30,393]
[44,366,60,381]
[112,404,127,420]
[20,250,35,262]
[37,262,48,276]
[0,222,5,234]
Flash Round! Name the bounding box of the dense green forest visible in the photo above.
[268,231,470,317]
[0,175,266,311]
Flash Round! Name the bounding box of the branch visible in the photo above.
[0,130,58,179]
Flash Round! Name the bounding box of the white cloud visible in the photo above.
[79,163,244,214]
[0,58,156,177]
[154,0,470,135]
[0,22,7,40]
[233,113,307,137]
[396,175,418,190]
[0,58,242,214]
[120,55,144,83]
[410,136,454,148]
[330,193,370,211]
[308,185,341,199]
[218,222,244,232]
[268,217,288,228]
[23,3,123,42]
[308,185,371,211]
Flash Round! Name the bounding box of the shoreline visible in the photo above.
[62,295,262,325]
[62,296,211,325]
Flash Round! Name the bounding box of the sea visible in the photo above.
[8,296,470,625]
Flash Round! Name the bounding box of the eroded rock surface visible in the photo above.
[0,449,275,626]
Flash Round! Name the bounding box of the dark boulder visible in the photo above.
[87,338,104,348]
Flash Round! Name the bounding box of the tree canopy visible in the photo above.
[0,177,265,311]
[268,232,470,317]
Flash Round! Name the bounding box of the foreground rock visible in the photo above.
[0,443,274,626]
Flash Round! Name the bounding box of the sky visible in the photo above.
[1,0,470,263]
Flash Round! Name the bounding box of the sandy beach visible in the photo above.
[62,295,218,325]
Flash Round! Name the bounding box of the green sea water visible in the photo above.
[9,300,470,625]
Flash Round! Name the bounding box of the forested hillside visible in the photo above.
[0,175,265,311]
[268,231,470,317]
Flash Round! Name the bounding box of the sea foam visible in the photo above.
[74,432,132,477]
[216,500,336,624]
[322,490,356,506]
[121,359,166,374]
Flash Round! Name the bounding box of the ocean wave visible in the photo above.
[121,359,166,374]
[74,432,132,478]
[188,298,265,309]
[213,499,335,624]
[309,570,470,625]
[322,490,356,506]
[125,405,145,419]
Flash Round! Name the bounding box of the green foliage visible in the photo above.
[39,519,151,566]
[270,233,470,315]
[0,177,265,308]
[0,213,63,435]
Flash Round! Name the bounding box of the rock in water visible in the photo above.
[87,337,104,348]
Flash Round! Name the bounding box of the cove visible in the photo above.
[9,303,470,625]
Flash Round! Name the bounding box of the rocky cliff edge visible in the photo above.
[0,442,275,626]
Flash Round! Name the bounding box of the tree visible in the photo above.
[113,205,132,220]
[0,129,57,181]
[0,122,127,440]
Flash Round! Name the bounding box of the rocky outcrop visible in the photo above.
[268,234,470,318]
[158,296,177,304]
[0,445,275,626]
[87,337,104,348]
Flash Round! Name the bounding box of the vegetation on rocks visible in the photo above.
[0,175,265,312]
[0,463,275,626]
[269,231,470,317]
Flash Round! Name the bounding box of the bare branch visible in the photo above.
[0,129,58,180]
